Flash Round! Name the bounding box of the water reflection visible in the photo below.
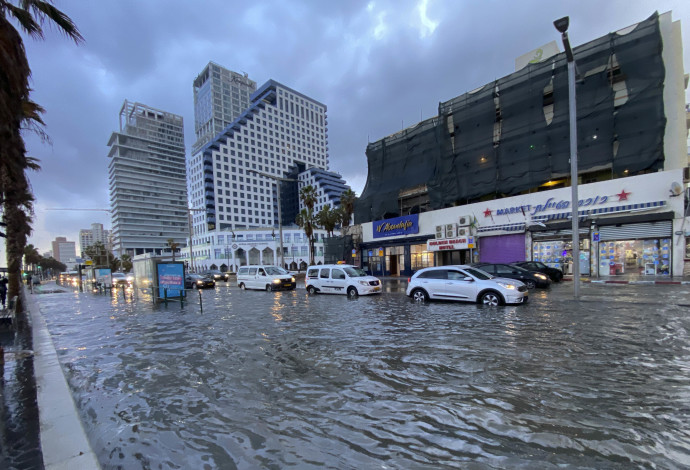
[36,283,690,468]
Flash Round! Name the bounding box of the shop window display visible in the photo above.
[533,239,590,275]
[598,239,670,276]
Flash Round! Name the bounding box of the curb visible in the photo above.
[565,278,690,285]
[25,288,101,469]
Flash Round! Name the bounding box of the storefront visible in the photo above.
[478,233,526,264]
[530,222,591,275]
[360,214,433,277]
[593,214,674,276]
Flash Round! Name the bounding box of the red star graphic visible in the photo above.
[616,189,631,201]
[483,208,492,217]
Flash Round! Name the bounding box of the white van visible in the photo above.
[305,264,382,297]
[236,265,296,291]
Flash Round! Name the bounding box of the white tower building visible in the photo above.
[107,100,189,257]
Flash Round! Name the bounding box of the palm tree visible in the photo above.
[167,238,180,262]
[297,185,319,264]
[120,253,132,272]
[1,1,83,307]
[296,208,317,265]
[316,205,339,238]
[339,189,356,227]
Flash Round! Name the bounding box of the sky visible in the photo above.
[8,0,690,259]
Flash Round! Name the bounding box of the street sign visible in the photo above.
[85,260,93,266]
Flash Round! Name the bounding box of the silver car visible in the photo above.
[406,265,528,306]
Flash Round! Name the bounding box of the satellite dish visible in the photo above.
[670,181,683,196]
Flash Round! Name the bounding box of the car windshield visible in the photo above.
[112,273,126,278]
[464,267,493,280]
[343,267,367,277]
[534,262,547,269]
[189,274,203,280]
[265,266,288,275]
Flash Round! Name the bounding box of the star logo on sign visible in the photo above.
[616,189,631,201]
[483,208,492,217]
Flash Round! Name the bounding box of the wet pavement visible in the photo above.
[10,281,690,468]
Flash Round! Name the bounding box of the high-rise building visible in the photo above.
[107,100,189,257]
[187,79,329,236]
[298,168,351,214]
[51,237,77,266]
[79,223,111,257]
[192,62,257,154]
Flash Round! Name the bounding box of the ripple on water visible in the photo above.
[36,285,690,469]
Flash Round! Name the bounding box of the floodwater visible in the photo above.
[36,282,690,469]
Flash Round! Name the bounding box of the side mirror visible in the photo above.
[463,276,474,282]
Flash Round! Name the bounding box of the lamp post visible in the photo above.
[554,16,580,298]
[246,170,296,269]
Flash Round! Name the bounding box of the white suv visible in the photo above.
[406,265,528,306]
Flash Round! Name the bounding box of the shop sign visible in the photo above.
[592,231,600,242]
[427,237,474,252]
[373,214,419,239]
[485,195,612,219]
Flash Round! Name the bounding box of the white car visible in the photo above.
[406,265,528,306]
[236,265,296,291]
[305,264,381,297]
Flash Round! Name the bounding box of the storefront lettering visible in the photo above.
[529,195,608,216]
[377,220,414,233]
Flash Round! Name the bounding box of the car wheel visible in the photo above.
[480,291,502,306]
[411,288,428,303]
[307,285,317,295]
[239,283,246,290]
[525,280,536,289]
[347,286,358,297]
[266,284,273,292]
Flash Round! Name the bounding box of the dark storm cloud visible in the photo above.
[11,0,688,256]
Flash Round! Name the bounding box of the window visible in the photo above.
[320,269,330,279]
[331,269,345,280]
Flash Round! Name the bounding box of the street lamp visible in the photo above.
[246,170,296,269]
[554,16,580,298]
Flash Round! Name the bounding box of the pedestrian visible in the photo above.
[0,276,8,309]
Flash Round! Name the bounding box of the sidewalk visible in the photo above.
[562,274,690,285]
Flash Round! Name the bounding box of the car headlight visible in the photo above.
[196,280,203,285]
[358,280,369,286]
[535,273,548,280]
[272,279,281,284]
[291,277,296,282]
[497,282,516,290]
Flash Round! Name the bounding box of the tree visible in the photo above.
[84,241,112,268]
[167,238,179,262]
[0,1,83,307]
[296,185,319,265]
[316,205,340,238]
[339,188,356,227]
[120,253,132,273]
[23,243,41,270]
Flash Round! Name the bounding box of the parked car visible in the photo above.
[407,265,528,306]
[512,261,563,282]
[201,269,229,282]
[236,265,296,291]
[305,264,381,297]
[185,274,216,289]
[111,272,132,287]
[472,263,551,289]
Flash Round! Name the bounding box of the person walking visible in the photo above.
[0,276,8,309]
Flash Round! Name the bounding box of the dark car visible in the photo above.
[472,263,551,289]
[201,269,229,282]
[111,272,132,287]
[185,274,216,289]
[512,261,563,282]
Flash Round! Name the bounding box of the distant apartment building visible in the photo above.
[107,100,189,257]
[79,223,110,256]
[51,237,77,267]
[192,62,257,154]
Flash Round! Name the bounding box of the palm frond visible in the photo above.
[28,0,83,43]
[6,2,42,38]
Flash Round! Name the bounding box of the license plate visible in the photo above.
[373,287,381,292]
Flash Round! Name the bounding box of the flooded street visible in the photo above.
[35,282,690,469]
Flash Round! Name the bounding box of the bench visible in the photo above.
[0,295,18,326]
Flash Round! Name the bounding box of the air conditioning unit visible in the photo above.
[458,215,472,226]
[457,227,468,237]
[445,224,456,238]
[435,225,444,239]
